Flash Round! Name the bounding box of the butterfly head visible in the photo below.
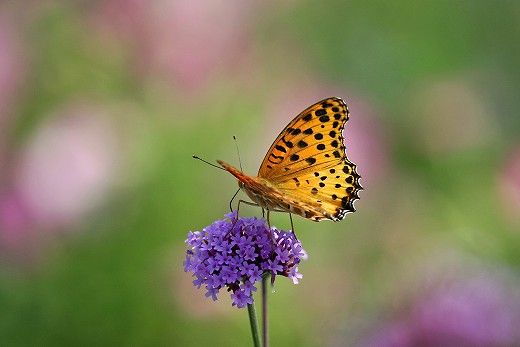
[217,160,251,188]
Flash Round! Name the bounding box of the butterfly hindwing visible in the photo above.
[272,158,361,220]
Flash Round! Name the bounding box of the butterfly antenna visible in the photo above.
[233,135,244,172]
[192,155,226,171]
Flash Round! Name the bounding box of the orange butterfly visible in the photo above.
[219,97,362,224]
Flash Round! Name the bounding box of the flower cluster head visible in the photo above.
[184,212,306,308]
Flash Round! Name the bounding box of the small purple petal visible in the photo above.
[248,266,263,284]
[275,248,291,263]
[205,286,219,301]
[244,246,258,261]
[266,259,284,274]
[288,267,303,284]
[231,289,254,308]
[240,281,258,297]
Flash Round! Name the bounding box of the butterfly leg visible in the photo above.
[237,199,260,217]
[231,199,260,230]
[266,209,278,246]
[262,209,298,238]
[288,212,299,241]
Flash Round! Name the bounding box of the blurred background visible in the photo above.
[1,1,520,346]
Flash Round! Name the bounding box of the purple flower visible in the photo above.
[205,286,219,301]
[184,212,305,308]
[361,273,520,347]
[230,290,254,309]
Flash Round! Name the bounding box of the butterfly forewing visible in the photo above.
[257,97,362,221]
[258,97,349,179]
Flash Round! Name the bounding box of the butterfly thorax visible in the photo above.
[240,178,281,210]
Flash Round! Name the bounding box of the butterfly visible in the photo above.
[218,97,362,224]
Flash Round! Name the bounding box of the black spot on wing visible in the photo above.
[319,115,330,122]
[297,140,308,148]
[315,109,327,116]
[268,153,283,164]
[281,137,293,148]
[275,145,286,153]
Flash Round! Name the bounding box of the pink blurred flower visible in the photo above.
[0,102,122,256]
[362,271,520,347]
[498,144,520,225]
[14,103,120,228]
[93,0,256,93]
[342,97,390,187]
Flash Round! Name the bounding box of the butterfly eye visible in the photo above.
[238,181,245,189]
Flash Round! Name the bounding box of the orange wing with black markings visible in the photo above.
[219,97,362,222]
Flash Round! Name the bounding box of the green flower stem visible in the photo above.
[247,300,262,347]
[262,275,269,347]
